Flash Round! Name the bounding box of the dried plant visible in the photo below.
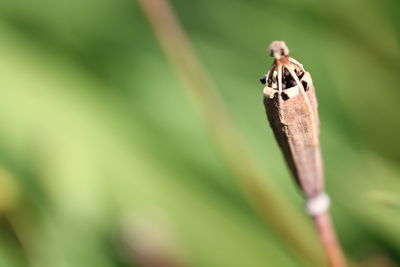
[137,1,328,266]
[261,41,347,267]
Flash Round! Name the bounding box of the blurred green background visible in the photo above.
[0,0,399,266]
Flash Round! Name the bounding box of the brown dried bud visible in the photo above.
[262,41,347,267]
[262,41,324,199]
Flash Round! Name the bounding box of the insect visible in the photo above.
[261,41,324,204]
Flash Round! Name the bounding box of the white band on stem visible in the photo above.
[305,192,330,216]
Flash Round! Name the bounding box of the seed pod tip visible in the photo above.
[268,41,289,59]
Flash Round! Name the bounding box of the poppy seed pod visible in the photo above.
[260,41,347,267]
[262,41,324,201]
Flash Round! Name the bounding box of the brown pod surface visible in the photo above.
[263,67,323,198]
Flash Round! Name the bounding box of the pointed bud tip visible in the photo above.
[268,41,289,59]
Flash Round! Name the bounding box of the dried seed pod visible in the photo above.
[263,41,347,267]
[261,41,323,200]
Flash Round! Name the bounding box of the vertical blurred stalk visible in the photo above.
[137,0,325,265]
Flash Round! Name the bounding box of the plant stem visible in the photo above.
[314,212,346,267]
[137,0,325,265]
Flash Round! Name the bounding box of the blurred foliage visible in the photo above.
[0,0,398,266]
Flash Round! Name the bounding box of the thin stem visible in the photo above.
[313,212,347,267]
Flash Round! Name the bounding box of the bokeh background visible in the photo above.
[0,0,399,266]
